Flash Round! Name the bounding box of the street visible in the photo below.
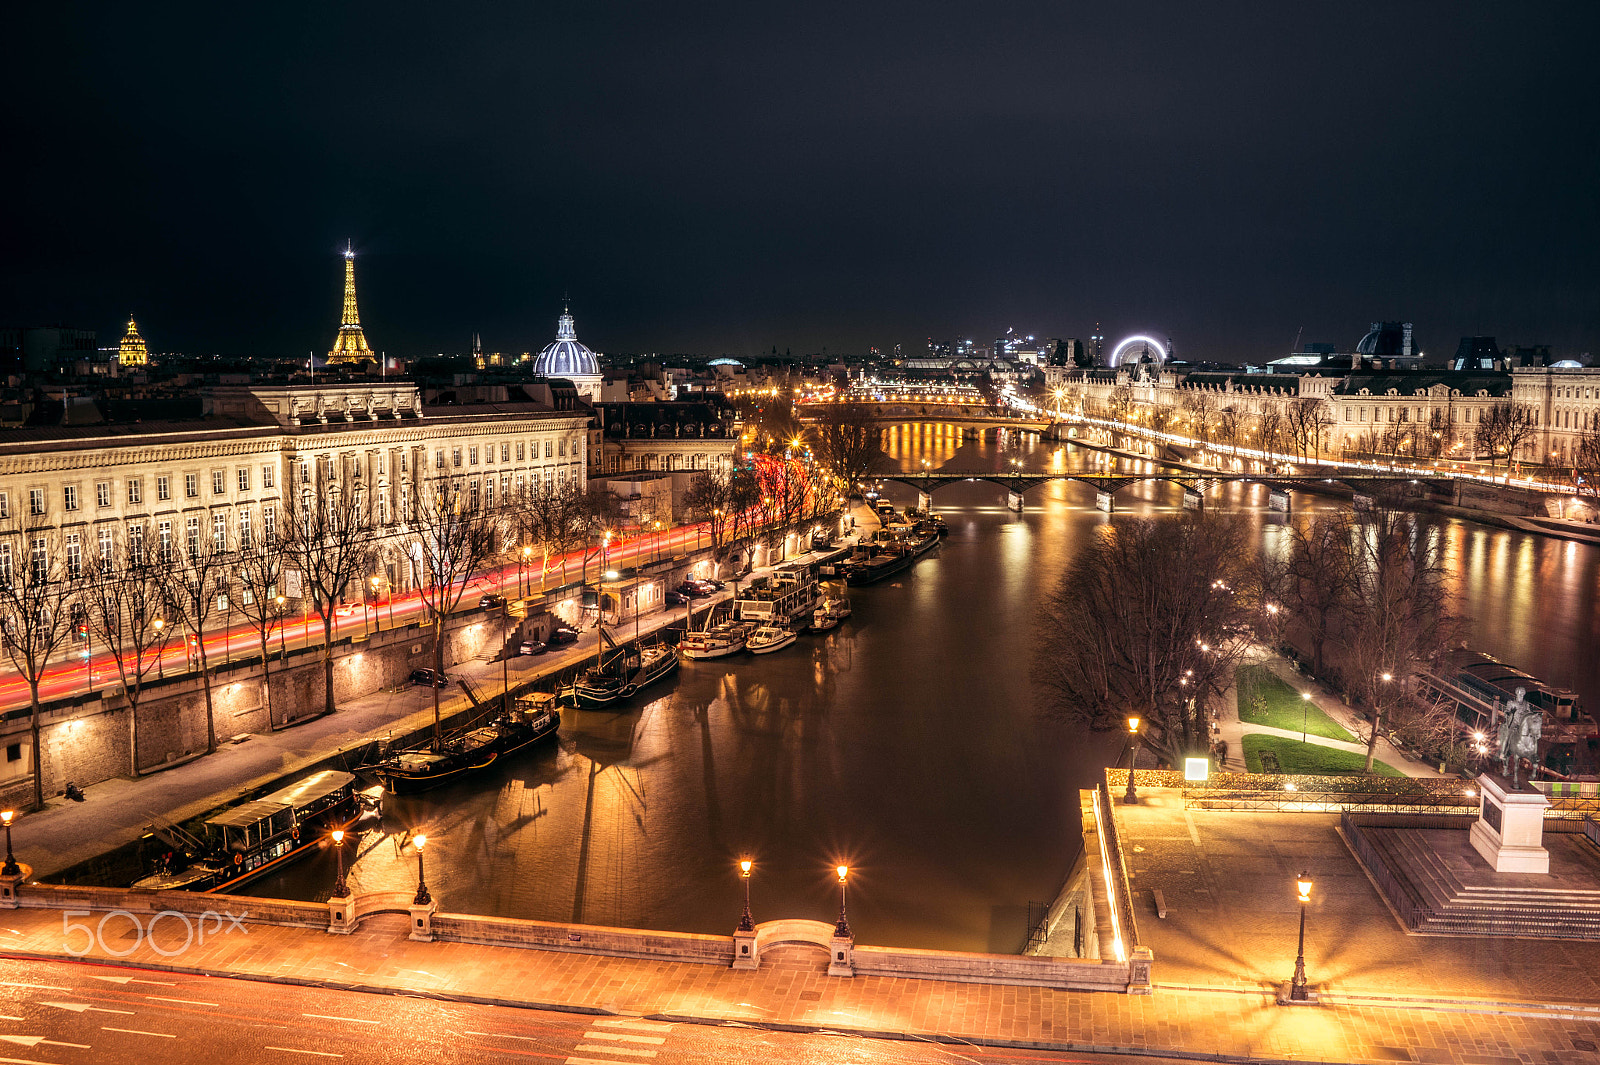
[0,957,1196,1065]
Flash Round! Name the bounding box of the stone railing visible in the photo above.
[1105,767,1475,799]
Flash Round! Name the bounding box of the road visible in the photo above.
[0,522,713,715]
[0,957,1197,1065]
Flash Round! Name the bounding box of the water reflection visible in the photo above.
[251,428,1600,953]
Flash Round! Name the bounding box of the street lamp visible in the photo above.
[1,811,18,876]
[154,618,166,678]
[834,864,851,937]
[1289,870,1313,1001]
[1123,717,1142,804]
[738,858,754,932]
[1301,691,1312,744]
[412,833,431,906]
[275,596,288,658]
[331,828,348,897]
[520,545,532,597]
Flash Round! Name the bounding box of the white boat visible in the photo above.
[810,595,852,633]
[679,621,751,660]
[746,624,798,654]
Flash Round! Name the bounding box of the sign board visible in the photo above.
[1482,796,1503,835]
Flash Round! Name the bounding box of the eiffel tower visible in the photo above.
[327,239,374,363]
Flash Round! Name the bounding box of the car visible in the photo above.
[700,578,726,590]
[676,581,713,599]
[546,626,580,646]
[335,603,360,617]
[479,593,506,609]
[664,590,690,606]
[518,640,547,656]
[409,668,449,688]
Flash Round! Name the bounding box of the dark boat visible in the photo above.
[365,694,561,794]
[133,770,378,893]
[560,642,679,709]
[844,530,939,586]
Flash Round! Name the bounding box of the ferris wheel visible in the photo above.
[1108,335,1168,367]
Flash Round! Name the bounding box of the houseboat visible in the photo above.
[366,694,561,794]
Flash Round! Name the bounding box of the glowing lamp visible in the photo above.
[1183,757,1210,782]
[414,834,427,851]
[739,859,752,877]
[836,864,849,882]
[331,829,344,844]
[1126,717,1139,734]
[1296,872,1313,904]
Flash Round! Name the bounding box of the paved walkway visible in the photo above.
[1214,651,1443,779]
[3,897,1599,1065]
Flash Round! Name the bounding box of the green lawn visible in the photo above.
[1235,664,1357,742]
[1241,733,1405,777]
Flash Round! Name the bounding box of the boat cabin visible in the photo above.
[205,770,357,864]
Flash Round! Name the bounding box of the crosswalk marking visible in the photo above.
[575,1046,656,1058]
[571,1018,675,1065]
[592,1020,672,1032]
[582,1032,666,1045]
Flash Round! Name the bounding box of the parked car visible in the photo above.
[546,626,580,646]
[479,593,506,609]
[664,590,690,606]
[700,578,726,590]
[410,668,449,688]
[518,640,547,656]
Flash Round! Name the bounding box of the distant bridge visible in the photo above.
[798,401,1050,434]
[872,468,1447,513]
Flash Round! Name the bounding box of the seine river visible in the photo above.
[251,424,1600,952]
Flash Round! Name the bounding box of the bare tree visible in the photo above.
[808,402,886,500]
[1475,401,1535,478]
[410,475,505,748]
[1575,421,1600,498]
[281,468,379,719]
[1181,392,1216,443]
[165,515,232,755]
[1147,401,1177,436]
[1287,398,1332,462]
[83,532,170,776]
[1256,403,1286,456]
[1282,512,1356,678]
[1216,406,1241,452]
[1341,508,1456,771]
[235,541,287,728]
[0,527,83,809]
[1107,383,1136,424]
[1032,514,1256,766]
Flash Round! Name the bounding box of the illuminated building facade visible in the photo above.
[118,317,149,366]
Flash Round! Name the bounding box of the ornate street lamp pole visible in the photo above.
[1122,717,1141,804]
[413,834,432,906]
[737,858,754,932]
[331,828,348,897]
[1290,871,1313,1001]
[834,864,851,937]
[1,811,19,876]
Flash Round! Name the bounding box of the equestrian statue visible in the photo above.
[1495,686,1542,789]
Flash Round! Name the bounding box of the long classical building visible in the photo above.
[0,380,591,600]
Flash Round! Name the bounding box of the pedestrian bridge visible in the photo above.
[798,400,1051,433]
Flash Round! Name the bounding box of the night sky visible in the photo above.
[4,2,1597,363]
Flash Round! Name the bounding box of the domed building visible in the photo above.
[531,306,603,402]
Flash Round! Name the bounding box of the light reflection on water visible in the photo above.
[250,429,1600,952]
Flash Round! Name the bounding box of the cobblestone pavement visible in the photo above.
[3,901,1599,1064]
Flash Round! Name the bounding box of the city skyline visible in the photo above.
[4,2,1597,362]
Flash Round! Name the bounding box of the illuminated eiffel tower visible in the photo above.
[327,239,374,363]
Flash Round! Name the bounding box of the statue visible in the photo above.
[1495,686,1542,789]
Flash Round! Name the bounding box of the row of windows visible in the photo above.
[1341,405,1488,425]
[0,465,279,519]
[433,436,582,470]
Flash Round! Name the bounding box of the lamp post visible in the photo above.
[834,864,851,937]
[331,828,348,897]
[1,810,18,876]
[369,577,382,632]
[1122,717,1142,804]
[1289,871,1313,1001]
[520,545,531,598]
[275,596,288,659]
[413,834,431,906]
[738,858,754,932]
[1301,691,1312,744]
[154,618,166,678]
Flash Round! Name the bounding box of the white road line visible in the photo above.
[464,1031,539,1042]
[40,1002,135,1015]
[581,1033,666,1045]
[576,1044,657,1057]
[146,996,220,1006]
[592,1020,673,1032]
[569,1059,655,1065]
[266,1049,343,1059]
[0,1057,71,1065]
[301,1014,378,1024]
[0,1017,22,1022]
[102,1027,175,1039]
[0,981,68,991]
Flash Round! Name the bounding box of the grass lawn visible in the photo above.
[1241,733,1405,777]
[1235,664,1357,743]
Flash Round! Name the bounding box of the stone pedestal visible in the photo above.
[731,928,759,970]
[1128,946,1154,994]
[827,933,855,977]
[1469,773,1550,874]
[0,866,28,908]
[326,894,357,934]
[408,899,438,942]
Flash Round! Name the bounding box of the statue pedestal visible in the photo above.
[1469,773,1550,874]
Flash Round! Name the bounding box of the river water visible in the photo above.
[251,425,1600,952]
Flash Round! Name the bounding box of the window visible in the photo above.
[0,544,10,584]
[297,459,309,484]
[262,505,275,541]
[29,489,44,516]
[470,479,480,508]
[501,443,510,463]
[516,442,525,461]
[452,447,463,468]
[486,481,495,508]
[378,493,388,526]
[5,744,18,764]
[212,470,226,495]
[325,455,337,479]
[238,468,251,492]
[186,516,200,557]
[65,534,81,579]
[213,513,227,553]
[128,524,144,565]
[435,450,445,470]
[185,473,199,498]
[63,486,78,512]
[0,493,8,519]
[238,511,252,550]
[98,528,113,572]
[96,482,111,508]
[154,476,167,502]
[30,537,47,581]
[261,464,275,489]
[559,438,567,457]
[469,446,479,465]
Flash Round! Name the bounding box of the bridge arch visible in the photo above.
[752,918,842,953]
